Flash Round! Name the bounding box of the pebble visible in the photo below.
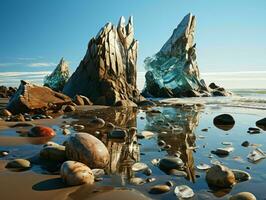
[28,126,56,137]
[0,150,9,157]
[149,184,170,194]
[206,164,236,188]
[196,163,211,170]
[129,177,145,185]
[106,122,115,130]
[241,141,250,147]
[247,127,261,134]
[0,109,12,117]
[232,169,251,182]
[157,140,166,146]
[64,105,76,112]
[43,141,60,148]
[247,148,266,163]
[139,131,154,139]
[131,162,148,172]
[168,169,187,177]
[212,146,234,156]
[73,124,85,131]
[151,158,160,166]
[230,192,256,200]
[143,168,152,176]
[165,180,174,187]
[40,145,66,162]
[159,156,184,171]
[60,161,94,186]
[174,185,195,199]
[201,128,208,132]
[222,141,233,146]
[108,129,127,140]
[92,169,105,178]
[256,118,266,131]
[146,177,156,183]
[62,128,71,135]
[88,117,105,128]
[6,159,31,170]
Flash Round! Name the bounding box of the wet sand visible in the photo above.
[0,98,266,199]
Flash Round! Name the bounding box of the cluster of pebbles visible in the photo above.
[1,104,265,200]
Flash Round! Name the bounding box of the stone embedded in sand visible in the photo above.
[213,114,235,131]
[256,118,266,131]
[65,133,110,168]
[230,192,256,200]
[149,184,171,194]
[28,126,56,137]
[63,16,142,105]
[206,164,236,188]
[60,161,94,186]
[63,105,76,112]
[6,159,31,170]
[88,117,105,128]
[40,145,66,162]
[6,80,72,114]
[44,58,70,92]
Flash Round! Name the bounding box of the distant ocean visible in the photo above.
[0,70,266,92]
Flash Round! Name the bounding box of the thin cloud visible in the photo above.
[28,62,56,67]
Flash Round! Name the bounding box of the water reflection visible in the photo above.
[145,106,201,182]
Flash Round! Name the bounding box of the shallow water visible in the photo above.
[0,96,266,199]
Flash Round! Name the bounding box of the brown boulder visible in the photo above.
[6,80,72,114]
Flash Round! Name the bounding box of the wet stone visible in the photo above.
[232,169,251,182]
[241,141,250,147]
[174,185,195,199]
[88,117,105,128]
[6,159,31,170]
[40,145,66,162]
[143,168,152,176]
[63,105,76,112]
[28,126,56,137]
[108,129,127,140]
[159,156,184,171]
[131,162,148,172]
[230,192,257,200]
[62,128,71,135]
[149,184,170,194]
[129,177,145,185]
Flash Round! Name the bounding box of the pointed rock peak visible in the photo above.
[59,57,65,64]
[118,16,126,28]
[128,16,134,26]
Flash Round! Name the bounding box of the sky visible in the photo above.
[0,0,266,89]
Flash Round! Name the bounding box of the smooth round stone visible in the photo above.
[206,164,236,188]
[28,126,56,137]
[6,159,31,170]
[168,169,187,177]
[88,117,105,128]
[65,133,110,168]
[143,168,152,176]
[197,163,211,170]
[149,185,170,194]
[129,177,145,185]
[159,156,184,171]
[62,128,71,135]
[146,177,156,183]
[64,105,76,112]
[213,114,235,130]
[158,140,166,146]
[140,131,154,139]
[60,161,94,186]
[43,141,60,148]
[106,122,115,130]
[230,192,256,200]
[242,141,250,147]
[0,109,12,117]
[174,185,195,199]
[232,169,251,182]
[92,169,105,178]
[165,180,174,187]
[108,129,127,140]
[151,158,160,166]
[73,124,85,131]
[131,162,148,172]
[40,145,66,162]
[0,150,9,157]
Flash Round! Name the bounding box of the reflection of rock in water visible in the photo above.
[66,107,140,182]
[145,106,200,182]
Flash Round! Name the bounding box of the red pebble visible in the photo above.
[28,126,56,137]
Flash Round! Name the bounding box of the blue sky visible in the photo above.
[0,0,266,88]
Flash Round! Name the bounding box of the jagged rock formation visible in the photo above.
[142,13,230,97]
[7,80,72,114]
[63,16,142,105]
[44,58,70,91]
[0,86,16,98]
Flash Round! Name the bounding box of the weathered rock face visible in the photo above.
[44,58,70,91]
[6,80,72,114]
[0,86,17,98]
[63,16,141,105]
[142,13,229,98]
